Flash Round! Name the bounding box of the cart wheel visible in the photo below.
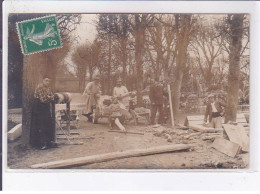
[92,111,98,124]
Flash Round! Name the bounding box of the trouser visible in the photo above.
[150,104,163,124]
[209,116,222,128]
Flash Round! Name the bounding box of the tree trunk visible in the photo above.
[22,54,42,146]
[172,69,184,115]
[225,14,244,123]
[134,15,145,106]
[171,14,192,117]
[107,34,112,95]
[121,37,127,83]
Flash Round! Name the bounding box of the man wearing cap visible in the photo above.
[83,75,101,121]
[30,75,58,150]
[204,94,226,128]
[113,78,130,108]
[149,77,165,125]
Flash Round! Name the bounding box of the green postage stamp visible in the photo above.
[16,15,62,55]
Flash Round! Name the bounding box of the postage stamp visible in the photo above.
[16,15,62,55]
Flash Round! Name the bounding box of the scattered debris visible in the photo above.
[152,124,161,128]
[165,134,173,142]
[176,124,189,130]
[183,133,201,140]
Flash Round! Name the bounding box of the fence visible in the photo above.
[196,104,249,114]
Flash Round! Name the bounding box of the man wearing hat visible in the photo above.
[149,77,165,125]
[113,78,130,108]
[83,75,101,121]
[204,93,226,128]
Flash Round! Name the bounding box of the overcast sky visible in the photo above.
[73,14,98,45]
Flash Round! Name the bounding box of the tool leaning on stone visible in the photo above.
[105,97,132,131]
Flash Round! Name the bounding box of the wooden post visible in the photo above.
[167,84,175,127]
[66,102,71,135]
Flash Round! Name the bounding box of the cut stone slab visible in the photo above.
[236,113,247,124]
[211,137,241,158]
[30,144,192,169]
[223,124,249,152]
[184,115,204,126]
[8,123,22,141]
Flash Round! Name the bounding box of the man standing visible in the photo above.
[83,75,101,121]
[149,78,164,125]
[113,78,129,108]
[204,94,225,128]
[30,75,57,150]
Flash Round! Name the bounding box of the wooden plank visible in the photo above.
[8,123,22,141]
[211,137,241,157]
[56,131,79,135]
[31,144,192,169]
[108,130,144,135]
[223,124,249,152]
[167,84,175,127]
[189,124,223,133]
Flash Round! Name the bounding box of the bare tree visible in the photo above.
[71,43,91,91]
[128,14,154,105]
[146,14,176,78]
[191,19,225,89]
[171,14,196,116]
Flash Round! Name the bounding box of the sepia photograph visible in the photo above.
[7,13,250,169]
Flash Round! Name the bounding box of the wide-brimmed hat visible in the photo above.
[117,78,122,82]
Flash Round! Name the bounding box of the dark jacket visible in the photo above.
[149,83,164,105]
[204,101,226,122]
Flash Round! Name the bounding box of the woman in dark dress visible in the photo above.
[30,75,57,150]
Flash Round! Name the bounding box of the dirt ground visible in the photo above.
[7,106,249,170]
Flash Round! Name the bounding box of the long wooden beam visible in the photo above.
[189,124,223,133]
[31,144,192,169]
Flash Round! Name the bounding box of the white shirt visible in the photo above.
[113,86,128,98]
[211,102,218,113]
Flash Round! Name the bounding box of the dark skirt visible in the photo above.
[30,99,55,148]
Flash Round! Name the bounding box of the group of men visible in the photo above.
[82,76,168,126]
[30,75,225,150]
[82,76,130,120]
